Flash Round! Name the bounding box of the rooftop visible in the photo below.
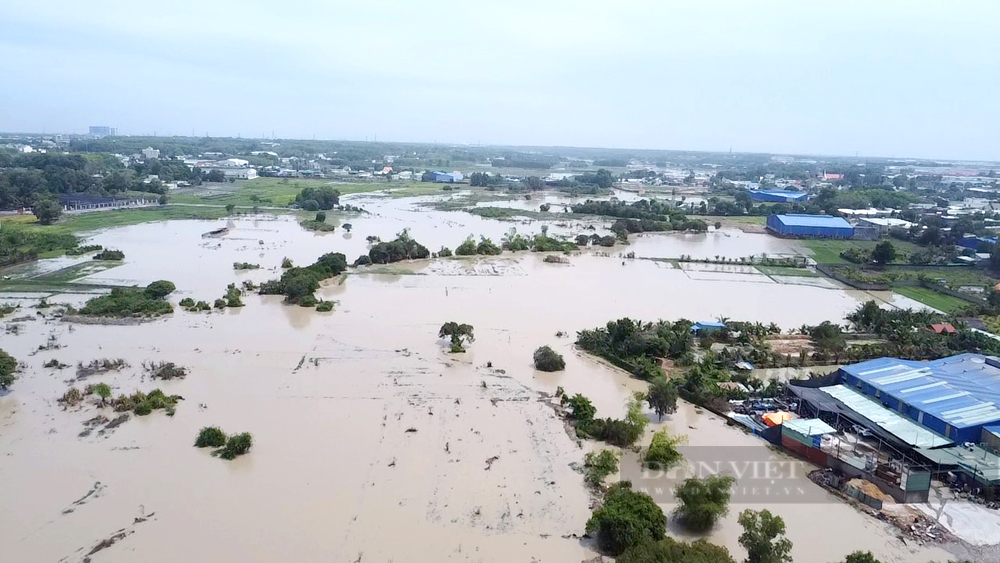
[772,214,853,228]
[783,418,836,436]
[841,354,1000,430]
[749,189,808,199]
[820,384,952,448]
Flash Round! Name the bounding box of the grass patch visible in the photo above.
[799,239,924,265]
[111,388,181,416]
[894,286,970,313]
[755,265,818,277]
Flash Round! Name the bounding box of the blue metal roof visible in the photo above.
[750,189,808,201]
[841,354,1000,430]
[772,214,852,229]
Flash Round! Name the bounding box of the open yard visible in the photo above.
[894,286,972,313]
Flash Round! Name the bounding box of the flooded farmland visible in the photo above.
[0,191,952,562]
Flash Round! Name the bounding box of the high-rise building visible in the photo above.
[88,126,117,137]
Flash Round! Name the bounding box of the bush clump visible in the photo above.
[179,297,195,307]
[0,349,18,390]
[316,301,334,312]
[66,244,102,256]
[533,346,566,371]
[259,252,347,304]
[144,361,187,380]
[353,255,372,267]
[233,262,261,270]
[438,246,453,257]
[643,429,686,470]
[281,257,293,268]
[586,481,667,555]
[194,426,227,448]
[93,249,125,261]
[215,432,253,460]
[78,281,175,317]
[368,230,429,264]
[673,474,736,533]
[111,388,181,416]
[223,283,243,307]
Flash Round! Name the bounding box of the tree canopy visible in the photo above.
[673,474,736,532]
[0,349,17,390]
[586,481,667,555]
[439,322,475,353]
[738,509,793,563]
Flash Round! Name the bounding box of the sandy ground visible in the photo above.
[0,202,969,563]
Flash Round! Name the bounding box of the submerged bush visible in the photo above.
[215,432,253,460]
[111,388,181,416]
[144,361,187,380]
[316,301,334,312]
[233,262,261,270]
[533,345,566,371]
[93,249,125,261]
[179,297,195,307]
[259,252,347,304]
[368,231,430,264]
[281,257,293,268]
[194,426,227,448]
[584,449,619,487]
[438,246,453,257]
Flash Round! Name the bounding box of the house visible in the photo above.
[141,147,160,159]
[927,323,957,335]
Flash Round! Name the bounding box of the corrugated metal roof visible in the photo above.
[783,418,836,436]
[842,354,1000,429]
[750,189,808,200]
[984,424,1000,438]
[820,385,952,448]
[773,214,853,228]
[916,444,1000,483]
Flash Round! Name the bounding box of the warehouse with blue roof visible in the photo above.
[749,189,809,203]
[838,353,1000,444]
[766,214,854,238]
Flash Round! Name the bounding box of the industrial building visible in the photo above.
[430,171,464,183]
[838,354,1000,444]
[749,189,808,203]
[88,126,116,137]
[766,214,855,238]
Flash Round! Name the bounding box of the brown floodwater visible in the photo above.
[0,194,954,562]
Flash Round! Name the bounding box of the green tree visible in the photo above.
[343,223,352,232]
[144,280,176,299]
[158,194,168,205]
[225,203,235,215]
[583,449,619,487]
[647,379,677,420]
[92,382,112,406]
[533,346,565,371]
[595,168,615,189]
[585,481,667,555]
[674,474,736,532]
[0,349,17,390]
[618,537,736,563]
[843,552,881,563]
[206,169,226,182]
[644,429,686,470]
[871,241,896,266]
[34,198,62,225]
[565,393,597,422]
[738,509,793,563]
[439,322,475,353]
[315,211,326,223]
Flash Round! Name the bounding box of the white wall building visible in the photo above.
[141,147,160,159]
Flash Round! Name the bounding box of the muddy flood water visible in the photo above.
[0,192,951,562]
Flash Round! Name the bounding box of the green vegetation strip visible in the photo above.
[893,286,970,314]
[754,265,818,277]
[799,239,925,265]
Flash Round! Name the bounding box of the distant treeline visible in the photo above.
[0,151,190,208]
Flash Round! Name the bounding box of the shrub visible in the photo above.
[214,298,227,309]
[644,429,686,470]
[298,294,318,307]
[215,432,253,460]
[196,300,211,311]
[586,481,666,555]
[281,257,293,268]
[195,426,228,448]
[368,232,430,264]
[583,449,619,487]
[58,387,83,406]
[179,297,195,307]
[438,246,453,257]
[66,244,103,256]
[233,262,261,270]
[455,236,478,256]
[476,236,502,255]
[259,253,347,304]
[565,393,597,422]
[533,346,566,371]
[315,211,326,222]
[223,283,243,307]
[111,388,181,416]
[316,301,334,312]
[354,255,372,267]
[93,249,125,261]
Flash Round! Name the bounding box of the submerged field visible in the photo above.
[0,189,958,563]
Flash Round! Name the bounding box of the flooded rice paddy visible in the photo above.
[0,191,951,562]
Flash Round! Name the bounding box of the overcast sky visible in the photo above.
[1,1,997,160]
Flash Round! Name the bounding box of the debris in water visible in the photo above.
[405,427,418,433]
[484,455,500,470]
